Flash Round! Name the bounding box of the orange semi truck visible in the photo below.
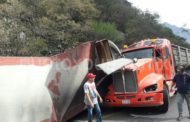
[100,38,190,112]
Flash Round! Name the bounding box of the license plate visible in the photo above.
[122,99,130,104]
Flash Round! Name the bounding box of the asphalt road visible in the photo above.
[72,94,190,122]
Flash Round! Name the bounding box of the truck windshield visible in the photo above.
[123,48,153,59]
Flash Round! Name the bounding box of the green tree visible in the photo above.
[92,21,124,45]
[27,38,48,56]
[0,0,6,4]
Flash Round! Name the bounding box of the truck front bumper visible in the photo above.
[103,92,163,107]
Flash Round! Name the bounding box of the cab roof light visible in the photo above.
[123,44,128,49]
[151,39,157,43]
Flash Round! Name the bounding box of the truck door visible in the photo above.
[155,49,164,75]
[163,47,174,80]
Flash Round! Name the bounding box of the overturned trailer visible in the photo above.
[0,39,131,122]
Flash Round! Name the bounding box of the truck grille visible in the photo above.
[112,70,138,93]
[112,71,125,93]
[124,70,138,92]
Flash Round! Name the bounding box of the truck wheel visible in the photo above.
[159,85,169,113]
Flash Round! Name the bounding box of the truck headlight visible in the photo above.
[144,84,157,93]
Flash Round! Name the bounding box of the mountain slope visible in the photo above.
[163,22,190,43]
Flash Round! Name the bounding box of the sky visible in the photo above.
[127,0,190,29]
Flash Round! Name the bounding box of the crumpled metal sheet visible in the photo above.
[96,58,133,75]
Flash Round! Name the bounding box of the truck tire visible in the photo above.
[159,85,169,113]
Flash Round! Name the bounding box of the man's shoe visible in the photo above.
[176,115,183,121]
[188,116,190,119]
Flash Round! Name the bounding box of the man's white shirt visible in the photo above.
[84,81,98,105]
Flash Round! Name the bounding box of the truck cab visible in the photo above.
[103,38,176,112]
[124,39,175,82]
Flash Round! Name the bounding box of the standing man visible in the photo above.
[172,67,190,121]
[83,73,103,122]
